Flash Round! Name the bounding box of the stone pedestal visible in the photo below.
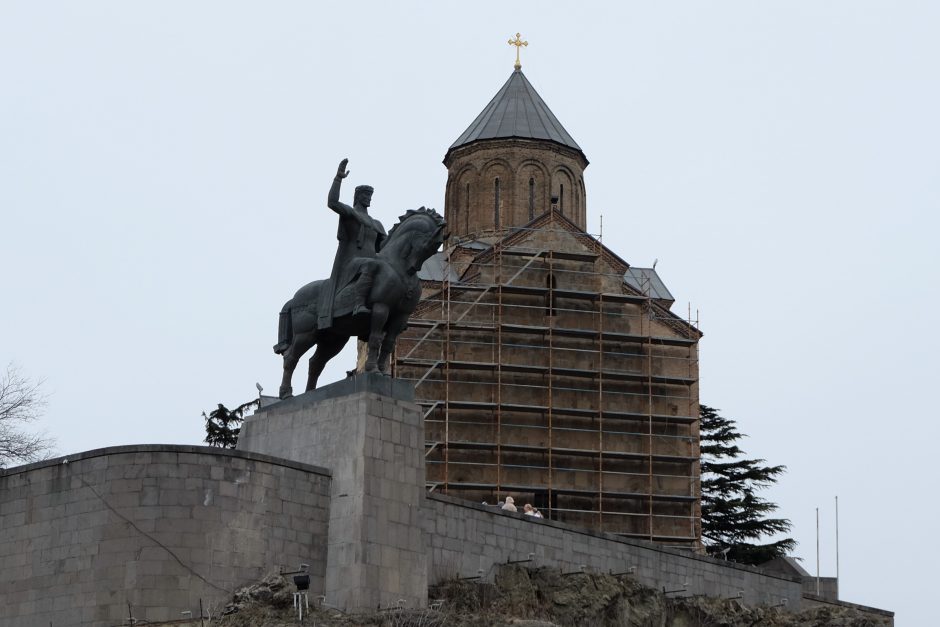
[237,374,427,612]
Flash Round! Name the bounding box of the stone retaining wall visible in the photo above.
[802,593,895,624]
[425,492,801,608]
[0,380,893,625]
[0,445,331,626]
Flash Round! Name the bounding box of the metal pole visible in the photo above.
[835,495,840,589]
[646,288,654,541]
[199,598,205,627]
[816,507,820,595]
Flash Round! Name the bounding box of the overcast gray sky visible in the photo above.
[2,2,937,622]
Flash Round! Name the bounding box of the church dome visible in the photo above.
[446,69,585,159]
[444,69,589,240]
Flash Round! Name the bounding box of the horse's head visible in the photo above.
[382,207,447,274]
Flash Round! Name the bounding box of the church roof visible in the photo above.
[624,267,675,303]
[448,69,583,155]
[417,251,461,282]
[414,209,701,339]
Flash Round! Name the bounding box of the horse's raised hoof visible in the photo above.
[278,385,293,399]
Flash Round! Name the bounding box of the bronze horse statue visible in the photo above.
[274,207,446,398]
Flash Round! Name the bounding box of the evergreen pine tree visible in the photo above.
[203,399,258,449]
[700,404,796,565]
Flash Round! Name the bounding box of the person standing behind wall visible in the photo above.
[523,503,543,518]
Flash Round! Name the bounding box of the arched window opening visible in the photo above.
[546,273,557,316]
[559,184,564,215]
[465,183,470,234]
[528,177,535,221]
[494,178,501,227]
[579,179,586,224]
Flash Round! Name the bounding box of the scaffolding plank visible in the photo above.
[405,320,696,347]
[497,248,599,262]
[495,284,648,304]
[398,358,697,386]
[416,399,698,424]
[437,440,696,463]
[433,481,697,503]
[501,323,696,347]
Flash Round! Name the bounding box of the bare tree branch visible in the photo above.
[0,363,55,467]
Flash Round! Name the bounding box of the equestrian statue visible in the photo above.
[273,158,447,399]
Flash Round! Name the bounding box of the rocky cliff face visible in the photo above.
[197,565,890,627]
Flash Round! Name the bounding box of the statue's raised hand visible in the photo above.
[336,158,350,179]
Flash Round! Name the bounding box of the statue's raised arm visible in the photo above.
[327,158,351,212]
[328,158,377,233]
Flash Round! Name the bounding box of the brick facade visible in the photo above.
[397,211,702,545]
[444,139,588,240]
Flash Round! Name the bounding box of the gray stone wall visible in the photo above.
[238,374,427,612]
[0,378,892,624]
[0,445,330,627]
[425,493,801,609]
[802,575,838,600]
[803,593,894,625]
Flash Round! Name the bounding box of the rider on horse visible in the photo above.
[274,158,386,354]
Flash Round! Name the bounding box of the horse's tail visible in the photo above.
[273,301,293,354]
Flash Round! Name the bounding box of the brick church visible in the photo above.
[395,59,703,548]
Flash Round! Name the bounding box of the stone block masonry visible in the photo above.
[1,375,892,624]
[0,445,331,627]
[425,493,801,609]
[238,372,427,612]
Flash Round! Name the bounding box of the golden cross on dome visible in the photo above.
[508,32,528,70]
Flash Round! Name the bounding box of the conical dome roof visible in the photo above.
[448,69,583,157]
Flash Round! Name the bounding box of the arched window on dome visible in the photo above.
[494,178,501,227]
[559,184,564,216]
[465,183,470,235]
[528,177,535,221]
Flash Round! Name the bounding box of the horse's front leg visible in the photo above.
[279,342,303,399]
[279,351,297,399]
[377,315,408,375]
[364,303,390,373]
[281,331,317,398]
